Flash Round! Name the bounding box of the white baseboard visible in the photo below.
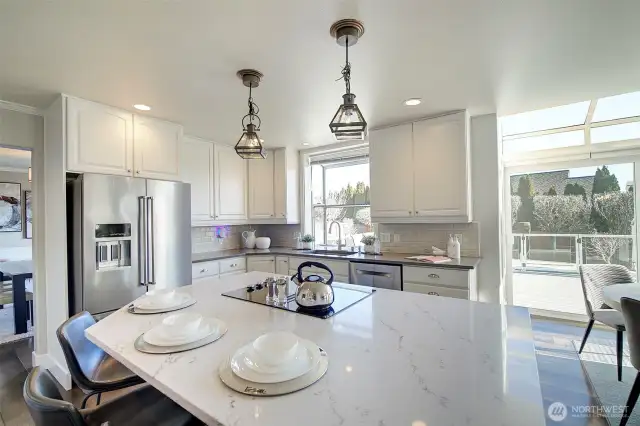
[32,351,72,390]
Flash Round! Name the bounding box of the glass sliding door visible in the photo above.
[507,161,636,319]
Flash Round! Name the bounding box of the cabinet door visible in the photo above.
[133,116,182,181]
[276,256,289,275]
[369,124,415,218]
[214,145,247,220]
[248,152,275,219]
[247,256,276,273]
[412,113,470,219]
[66,97,133,176]
[181,136,214,223]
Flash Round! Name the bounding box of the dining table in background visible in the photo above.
[602,283,640,312]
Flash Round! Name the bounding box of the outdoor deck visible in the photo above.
[513,271,587,316]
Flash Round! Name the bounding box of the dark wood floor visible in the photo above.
[0,318,619,426]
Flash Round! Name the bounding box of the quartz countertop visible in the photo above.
[86,271,544,426]
[192,247,481,270]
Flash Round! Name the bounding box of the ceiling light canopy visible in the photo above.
[404,98,422,106]
[329,19,367,142]
[133,104,151,111]
[235,69,266,160]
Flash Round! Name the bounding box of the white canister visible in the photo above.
[452,235,461,259]
[255,237,271,249]
[242,230,256,249]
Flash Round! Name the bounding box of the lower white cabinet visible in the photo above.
[247,256,276,274]
[288,257,350,283]
[219,257,246,275]
[191,260,220,282]
[276,256,289,275]
[402,266,476,300]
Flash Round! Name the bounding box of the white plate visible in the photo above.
[230,339,320,383]
[134,292,191,310]
[219,347,328,396]
[143,317,222,347]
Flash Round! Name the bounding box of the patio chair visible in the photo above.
[578,264,633,382]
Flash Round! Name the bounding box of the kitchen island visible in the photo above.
[86,272,545,426]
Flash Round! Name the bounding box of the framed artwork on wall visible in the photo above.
[0,182,21,232]
[24,190,32,239]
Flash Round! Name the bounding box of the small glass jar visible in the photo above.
[276,277,288,302]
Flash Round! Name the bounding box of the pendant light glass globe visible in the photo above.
[329,94,367,141]
[235,123,266,159]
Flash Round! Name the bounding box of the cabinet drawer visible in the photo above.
[191,261,219,280]
[288,270,349,284]
[288,257,349,276]
[404,282,468,299]
[247,256,276,273]
[219,257,246,274]
[403,266,469,289]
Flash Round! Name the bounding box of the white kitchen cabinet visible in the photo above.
[133,116,182,181]
[66,97,134,176]
[369,112,472,223]
[402,265,476,300]
[247,256,276,273]
[192,260,220,281]
[276,256,289,275]
[288,257,349,283]
[412,113,470,220]
[369,123,415,218]
[181,136,214,224]
[215,145,247,221]
[274,148,300,223]
[219,257,246,274]
[248,153,275,219]
[403,282,468,299]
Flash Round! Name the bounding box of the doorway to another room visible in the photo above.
[0,146,34,344]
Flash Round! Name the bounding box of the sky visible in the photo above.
[569,163,634,190]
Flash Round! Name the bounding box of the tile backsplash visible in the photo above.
[191,224,301,253]
[377,222,480,257]
[192,222,479,257]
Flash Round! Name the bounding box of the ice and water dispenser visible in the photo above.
[95,224,132,269]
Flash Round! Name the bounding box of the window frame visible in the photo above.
[501,94,640,165]
[311,157,370,246]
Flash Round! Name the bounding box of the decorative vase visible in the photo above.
[303,242,313,250]
[364,245,375,254]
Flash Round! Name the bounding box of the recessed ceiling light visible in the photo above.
[404,98,422,106]
[302,143,310,146]
[133,104,151,111]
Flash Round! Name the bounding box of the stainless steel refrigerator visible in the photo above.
[67,173,192,317]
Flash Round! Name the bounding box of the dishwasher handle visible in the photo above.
[356,269,392,278]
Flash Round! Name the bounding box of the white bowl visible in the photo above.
[146,289,176,303]
[255,237,271,249]
[251,331,299,366]
[161,312,203,338]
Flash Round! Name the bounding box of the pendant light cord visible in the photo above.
[243,82,261,130]
[337,35,351,94]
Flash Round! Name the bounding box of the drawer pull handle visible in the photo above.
[427,291,439,296]
[200,268,207,273]
[428,273,440,279]
[230,263,237,267]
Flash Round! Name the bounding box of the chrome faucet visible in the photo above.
[328,221,343,249]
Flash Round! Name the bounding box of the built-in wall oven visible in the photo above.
[349,261,402,291]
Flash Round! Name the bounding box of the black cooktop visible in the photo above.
[221,281,375,319]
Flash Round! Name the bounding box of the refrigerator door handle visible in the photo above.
[146,196,155,285]
[138,196,147,286]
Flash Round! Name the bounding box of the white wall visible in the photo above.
[471,114,504,303]
[0,109,41,149]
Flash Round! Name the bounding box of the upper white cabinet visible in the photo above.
[133,116,182,181]
[65,96,182,181]
[181,136,214,224]
[66,97,134,176]
[247,148,300,224]
[369,111,472,223]
[215,144,247,221]
[248,153,275,219]
[369,123,415,218]
[412,113,470,219]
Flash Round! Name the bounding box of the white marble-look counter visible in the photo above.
[86,272,545,426]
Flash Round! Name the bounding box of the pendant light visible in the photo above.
[329,19,366,141]
[235,69,266,159]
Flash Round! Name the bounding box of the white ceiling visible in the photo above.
[0,0,639,148]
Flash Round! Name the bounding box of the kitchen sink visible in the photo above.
[308,249,356,257]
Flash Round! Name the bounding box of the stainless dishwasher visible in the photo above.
[349,262,402,291]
